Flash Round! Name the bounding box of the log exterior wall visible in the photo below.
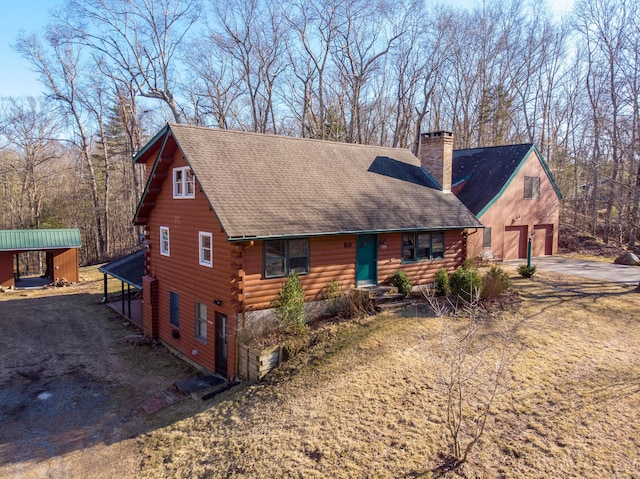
[376,230,466,286]
[143,151,237,379]
[140,145,470,379]
[241,230,467,311]
[467,150,560,261]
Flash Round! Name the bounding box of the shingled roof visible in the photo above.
[452,144,562,216]
[134,124,481,239]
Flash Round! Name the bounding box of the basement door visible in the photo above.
[215,312,228,378]
[356,234,377,287]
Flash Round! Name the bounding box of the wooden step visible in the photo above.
[375,300,412,311]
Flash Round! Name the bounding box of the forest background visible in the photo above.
[0,0,638,270]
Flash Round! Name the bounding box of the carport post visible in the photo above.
[127,284,131,318]
[121,281,125,316]
[102,273,108,303]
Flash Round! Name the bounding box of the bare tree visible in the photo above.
[331,0,402,144]
[58,0,201,123]
[208,0,289,133]
[281,0,340,139]
[424,289,516,469]
[16,27,106,258]
[0,97,63,230]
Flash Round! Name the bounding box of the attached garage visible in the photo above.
[0,229,82,288]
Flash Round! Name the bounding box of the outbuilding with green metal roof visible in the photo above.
[0,229,82,288]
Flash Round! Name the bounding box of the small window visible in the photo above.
[263,238,310,278]
[402,234,416,262]
[402,232,445,262]
[169,291,180,328]
[199,232,213,267]
[160,226,170,256]
[431,232,445,259]
[524,176,540,200]
[173,166,195,198]
[195,302,207,342]
[483,227,492,248]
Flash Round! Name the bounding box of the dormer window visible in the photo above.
[173,166,195,198]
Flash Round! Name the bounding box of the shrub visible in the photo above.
[435,268,451,297]
[481,265,512,299]
[340,289,375,319]
[450,265,482,302]
[389,270,412,297]
[273,271,307,334]
[325,280,344,315]
[518,264,537,278]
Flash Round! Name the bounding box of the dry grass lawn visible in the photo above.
[2,267,640,478]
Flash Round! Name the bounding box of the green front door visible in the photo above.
[356,234,377,287]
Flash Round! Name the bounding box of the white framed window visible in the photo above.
[160,226,170,256]
[195,302,207,342]
[199,232,213,267]
[173,166,195,198]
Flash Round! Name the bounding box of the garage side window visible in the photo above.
[160,226,170,256]
[169,291,180,328]
[483,227,492,248]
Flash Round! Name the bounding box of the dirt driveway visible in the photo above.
[0,277,200,472]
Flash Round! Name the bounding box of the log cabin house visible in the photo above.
[133,124,481,378]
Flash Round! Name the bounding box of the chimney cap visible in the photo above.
[421,131,453,138]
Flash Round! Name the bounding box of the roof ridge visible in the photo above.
[454,143,533,153]
[168,123,412,153]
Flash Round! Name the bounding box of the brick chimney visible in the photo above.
[418,131,453,192]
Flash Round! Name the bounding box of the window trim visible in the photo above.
[401,231,445,263]
[160,226,170,257]
[263,238,310,278]
[195,301,207,343]
[199,231,213,267]
[524,176,540,200]
[173,166,195,199]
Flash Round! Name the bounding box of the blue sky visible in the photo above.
[0,0,574,99]
[0,0,60,97]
